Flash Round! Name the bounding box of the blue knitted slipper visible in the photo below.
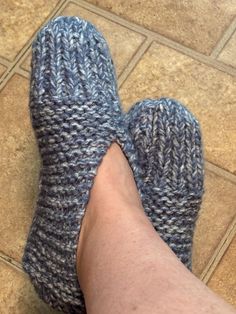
[22,17,141,313]
[125,98,204,269]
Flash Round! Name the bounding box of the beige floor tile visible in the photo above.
[21,3,145,74]
[86,0,236,55]
[192,171,236,276]
[0,75,40,262]
[218,31,236,68]
[120,42,236,174]
[0,0,59,61]
[208,235,236,307]
[0,64,6,78]
[61,2,145,76]
[0,260,58,314]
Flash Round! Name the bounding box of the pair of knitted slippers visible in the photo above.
[23,17,204,313]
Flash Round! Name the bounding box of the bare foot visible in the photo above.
[77,143,144,277]
[76,143,236,314]
[87,143,142,211]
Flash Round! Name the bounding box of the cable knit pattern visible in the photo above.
[126,98,204,269]
[22,16,141,313]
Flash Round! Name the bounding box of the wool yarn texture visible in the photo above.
[126,98,204,270]
[23,16,204,314]
[22,16,141,313]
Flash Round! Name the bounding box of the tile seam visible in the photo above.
[72,0,236,77]
[3,78,236,186]
[0,251,23,273]
[0,70,15,90]
[210,16,236,58]
[205,161,236,185]
[15,68,30,80]
[200,216,236,283]
[118,38,152,88]
[0,57,11,67]
[115,41,236,183]
[2,0,235,91]
[0,0,67,91]
[1,219,235,282]
[0,0,235,292]
[70,0,146,37]
[0,71,10,85]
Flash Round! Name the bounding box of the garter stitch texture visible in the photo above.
[22,16,141,313]
[126,98,204,269]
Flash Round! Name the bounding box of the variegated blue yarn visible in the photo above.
[22,16,141,313]
[23,16,204,314]
[126,98,204,269]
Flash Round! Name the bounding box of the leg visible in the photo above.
[77,143,235,314]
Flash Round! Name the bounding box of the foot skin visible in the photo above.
[126,98,204,269]
[77,143,144,275]
[22,17,140,313]
[76,143,163,314]
[76,143,234,314]
[83,143,143,216]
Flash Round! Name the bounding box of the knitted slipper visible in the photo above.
[125,98,204,269]
[22,16,141,313]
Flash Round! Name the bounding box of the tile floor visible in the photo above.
[0,0,235,312]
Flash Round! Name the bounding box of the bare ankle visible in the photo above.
[76,143,144,283]
[86,143,142,211]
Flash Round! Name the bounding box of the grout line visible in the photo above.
[0,251,23,273]
[211,16,236,59]
[0,0,235,289]
[118,38,152,88]
[0,0,67,91]
[4,61,236,187]
[2,0,235,91]
[79,0,236,184]
[0,0,235,185]
[18,47,31,73]
[15,68,30,80]
[0,70,15,89]
[205,161,236,185]
[0,57,11,67]
[71,0,145,36]
[0,70,10,85]
[200,216,236,283]
[0,58,12,84]
[73,0,236,77]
